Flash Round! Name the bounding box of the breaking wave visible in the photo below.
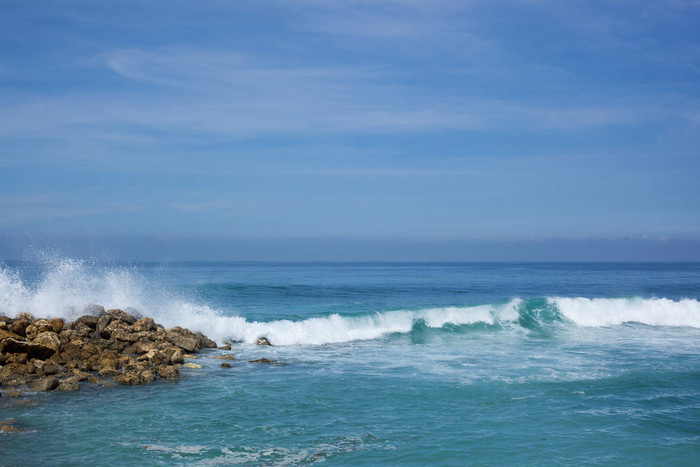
[1,259,699,345]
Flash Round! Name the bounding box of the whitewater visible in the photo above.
[2,260,699,465]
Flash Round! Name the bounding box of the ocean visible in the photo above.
[1,260,699,465]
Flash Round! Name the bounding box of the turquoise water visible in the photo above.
[1,261,699,465]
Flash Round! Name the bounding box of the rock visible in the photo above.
[183,354,197,359]
[165,327,199,353]
[57,376,80,391]
[15,312,35,323]
[220,362,231,368]
[0,363,29,381]
[1,337,57,360]
[170,350,184,365]
[156,365,179,379]
[105,309,137,325]
[131,317,155,333]
[140,370,156,383]
[213,355,235,360]
[218,344,232,350]
[0,425,20,433]
[10,319,30,337]
[34,376,59,392]
[6,390,22,398]
[115,372,141,385]
[83,304,105,316]
[72,369,90,381]
[254,337,271,346]
[25,319,56,339]
[74,315,99,329]
[98,368,121,377]
[47,318,65,333]
[196,332,217,349]
[249,358,273,364]
[183,363,201,369]
[32,332,61,354]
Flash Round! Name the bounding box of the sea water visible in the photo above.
[0,260,699,466]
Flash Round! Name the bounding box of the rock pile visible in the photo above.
[0,307,217,394]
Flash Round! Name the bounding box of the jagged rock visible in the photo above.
[140,370,156,383]
[254,337,271,346]
[74,315,99,329]
[131,317,155,333]
[196,332,217,349]
[115,372,141,385]
[156,365,179,379]
[10,319,30,337]
[57,376,80,391]
[0,337,56,360]
[165,327,200,352]
[25,320,56,339]
[105,309,137,325]
[220,362,231,368]
[170,350,185,365]
[34,376,59,391]
[32,332,61,354]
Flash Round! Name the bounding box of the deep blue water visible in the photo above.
[1,261,699,465]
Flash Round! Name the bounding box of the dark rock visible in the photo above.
[0,337,56,360]
[218,344,232,351]
[254,337,271,346]
[249,358,273,364]
[220,362,231,368]
[196,332,217,349]
[74,315,99,329]
[34,376,59,391]
[10,319,30,337]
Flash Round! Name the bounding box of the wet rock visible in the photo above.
[254,337,271,346]
[0,424,20,433]
[75,314,99,329]
[165,327,200,353]
[34,376,59,392]
[57,376,80,391]
[6,390,22,398]
[131,317,155,333]
[115,372,141,385]
[170,350,185,365]
[105,309,137,325]
[249,358,273,364]
[218,344,232,351]
[156,365,179,379]
[220,362,231,368]
[196,332,217,349]
[140,370,156,383]
[213,355,235,360]
[183,362,202,369]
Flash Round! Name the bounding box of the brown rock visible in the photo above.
[157,365,179,379]
[220,362,231,368]
[97,368,121,377]
[57,376,80,391]
[6,390,22,398]
[0,425,20,433]
[196,332,217,349]
[74,314,100,329]
[15,312,35,323]
[170,350,185,365]
[140,370,156,383]
[34,376,59,391]
[254,337,272,346]
[213,355,235,360]
[32,332,61,353]
[115,372,141,385]
[249,358,273,364]
[10,319,30,337]
[72,369,90,381]
[218,344,232,351]
[47,318,65,333]
[165,327,199,353]
[0,337,56,360]
[131,317,155,333]
[105,309,137,325]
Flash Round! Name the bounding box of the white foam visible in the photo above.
[550,296,700,328]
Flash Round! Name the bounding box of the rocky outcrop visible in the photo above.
[0,309,217,396]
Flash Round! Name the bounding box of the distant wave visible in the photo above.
[1,259,699,345]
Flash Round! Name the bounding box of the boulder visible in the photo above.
[165,327,199,353]
[218,344,232,351]
[183,362,201,369]
[131,317,155,333]
[1,337,57,360]
[74,315,99,329]
[34,376,59,392]
[10,319,30,337]
[140,370,156,384]
[105,309,137,325]
[57,376,80,391]
[32,332,61,354]
[254,337,272,346]
[196,332,217,349]
[156,365,179,379]
[47,318,65,333]
[115,372,141,385]
[220,362,231,368]
[25,320,55,339]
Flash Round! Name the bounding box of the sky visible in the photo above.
[1,0,699,260]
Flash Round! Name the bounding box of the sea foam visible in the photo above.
[1,260,699,346]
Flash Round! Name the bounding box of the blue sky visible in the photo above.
[1,0,699,260]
